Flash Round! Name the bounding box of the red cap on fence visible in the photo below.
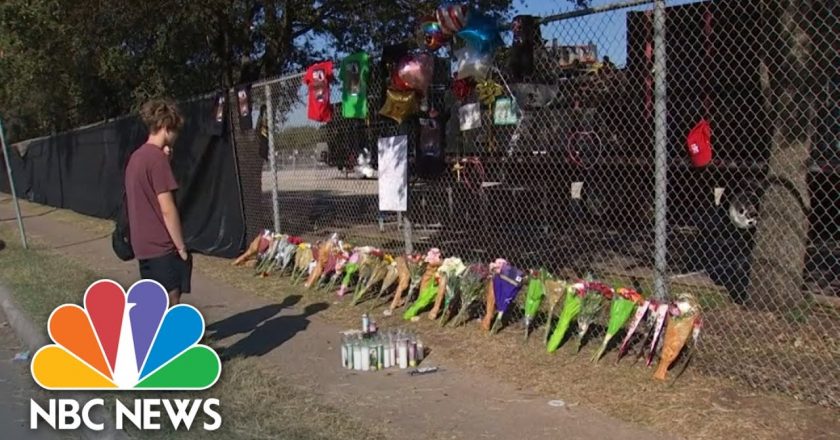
[686,119,712,168]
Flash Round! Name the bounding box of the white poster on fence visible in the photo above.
[378,135,408,212]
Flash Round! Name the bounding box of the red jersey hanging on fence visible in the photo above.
[304,61,334,122]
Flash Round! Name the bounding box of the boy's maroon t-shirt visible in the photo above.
[125,143,179,260]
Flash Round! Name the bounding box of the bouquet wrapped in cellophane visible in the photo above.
[352,251,389,305]
[387,255,414,313]
[319,248,350,293]
[377,256,400,299]
[255,233,285,276]
[593,287,643,362]
[481,259,508,331]
[547,282,584,353]
[338,246,371,297]
[653,294,701,381]
[450,263,489,327]
[615,298,652,363]
[403,249,443,320]
[543,279,567,345]
[305,233,341,288]
[430,257,467,323]
[523,269,548,341]
[489,264,525,334]
[574,281,611,353]
[290,242,314,284]
[273,236,302,276]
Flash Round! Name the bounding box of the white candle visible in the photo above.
[352,344,362,371]
[361,344,370,371]
[389,339,397,367]
[398,340,408,369]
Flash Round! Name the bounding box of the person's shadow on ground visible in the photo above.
[206,295,302,342]
[220,302,329,360]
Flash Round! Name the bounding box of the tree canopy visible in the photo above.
[0,0,513,142]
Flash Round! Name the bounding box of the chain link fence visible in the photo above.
[230,0,839,406]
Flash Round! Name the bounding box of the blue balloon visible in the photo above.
[457,13,503,55]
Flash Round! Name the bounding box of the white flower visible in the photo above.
[438,257,466,277]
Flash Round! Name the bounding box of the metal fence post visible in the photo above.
[265,85,281,233]
[652,0,668,300]
[0,118,28,249]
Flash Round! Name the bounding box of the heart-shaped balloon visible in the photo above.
[397,52,434,93]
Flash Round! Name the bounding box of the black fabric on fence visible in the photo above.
[0,96,246,258]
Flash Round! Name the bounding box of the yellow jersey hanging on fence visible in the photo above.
[340,52,370,119]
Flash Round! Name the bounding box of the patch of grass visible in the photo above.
[0,227,99,326]
[0,225,385,440]
[115,357,385,440]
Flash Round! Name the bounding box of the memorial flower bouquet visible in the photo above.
[523,269,548,340]
[574,281,611,353]
[291,242,314,284]
[481,259,508,331]
[432,257,467,324]
[593,287,643,362]
[378,256,400,299]
[320,249,350,293]
[489,264,525,335]
[543,279,567,345]
[403,249,443,320]
[338,246,371,297]
[547,282,584,353]
[653,294,701,380]
[353,251,389,305]
[352,248,385,303]
[450,263,489,327]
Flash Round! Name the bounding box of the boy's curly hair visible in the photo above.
[139,99,184,133]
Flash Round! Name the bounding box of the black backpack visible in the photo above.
[111,159,134,261]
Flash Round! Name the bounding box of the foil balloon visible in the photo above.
[457,12,503,55]
[436,3,469,35]
[397,52,434,93]
[390,68,412,91]
[418,16,447,51]
[451,77,474,102]
[379,89,419,124]
[454,46,491,80]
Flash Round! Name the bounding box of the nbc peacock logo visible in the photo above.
[30,279,221,390]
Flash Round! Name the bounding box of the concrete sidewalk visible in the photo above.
[0,200,671,440]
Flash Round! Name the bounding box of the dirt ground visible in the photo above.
[1,197,838,440]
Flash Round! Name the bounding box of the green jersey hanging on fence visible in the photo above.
[340,52,370,119]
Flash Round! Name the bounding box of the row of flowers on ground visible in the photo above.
[233,231,703,381]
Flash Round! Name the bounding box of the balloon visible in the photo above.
[436,3,469,35]
[457,12,503,55]
[454,46,491,80]
[418,16,447,51]
[390,68,412,91]
[379,89,419,124]
[452,77,474,102]
[397,52,434,93]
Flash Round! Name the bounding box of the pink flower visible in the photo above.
[489,258,508,274]
[424,248,442,265]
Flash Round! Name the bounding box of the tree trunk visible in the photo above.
[747,0,821,311]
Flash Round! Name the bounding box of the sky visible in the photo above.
[272,0,704,130]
